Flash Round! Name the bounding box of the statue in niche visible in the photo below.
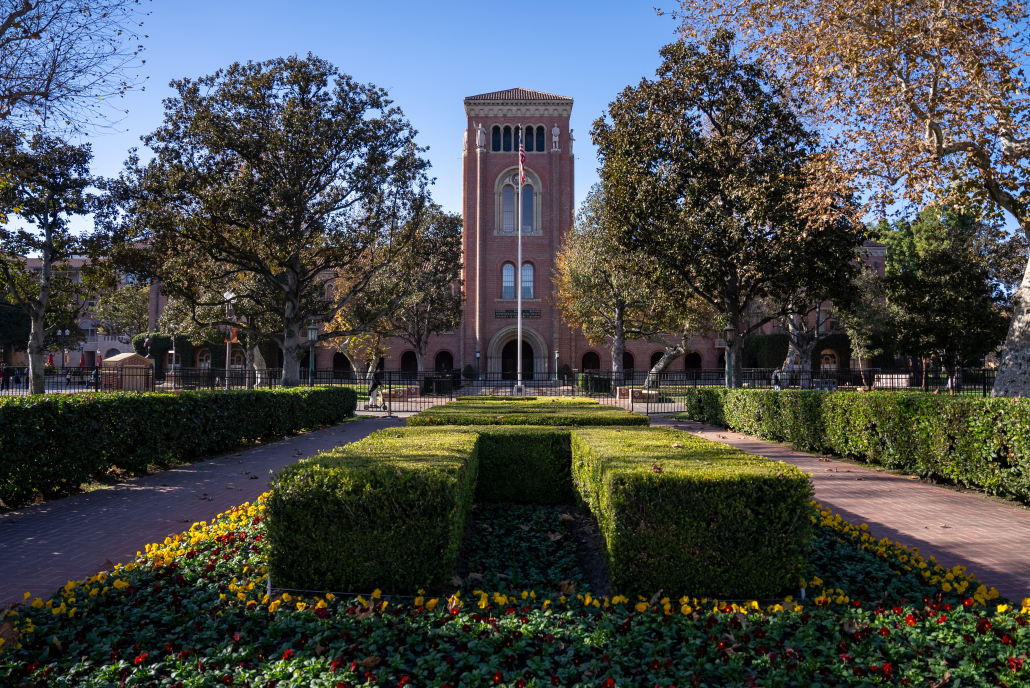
[463,129,467,153]
[551,123,560,150]
[475,121,487,149]
[569,129,575,155]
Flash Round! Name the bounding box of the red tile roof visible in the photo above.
[465,88,571,102]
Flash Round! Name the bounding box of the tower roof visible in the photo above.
[465,88,572,102]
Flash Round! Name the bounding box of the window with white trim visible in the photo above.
[522,263,534,299]
[502,263,515,299]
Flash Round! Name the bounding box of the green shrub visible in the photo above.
[578,373,612,394]
[462,364,476,381]
[571,426,814,598]
[473,427,573,503]
[454,396,539,401]
[265,427,480,592]
[407,398,648,427]
[0,386,357,508]
[679,389,1030,501]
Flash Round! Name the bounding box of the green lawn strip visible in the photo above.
[408,398,648,427]
[3,498,1027,688]
[458,503,586,597]
[572,427,814,599]
[265,427,479,593]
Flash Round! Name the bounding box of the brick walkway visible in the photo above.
[0,415,405,607]
[652,416,1030,602]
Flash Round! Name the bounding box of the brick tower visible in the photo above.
[460,88,575,378]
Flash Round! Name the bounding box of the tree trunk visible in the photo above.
[27,312,46,395]
[643,347,687,390]
[281,322,302,387]
[798,339,817,390]
[992,254,1030,396]
[730,342,743,388]
[415,349,425,376]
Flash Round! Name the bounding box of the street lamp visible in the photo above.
[224,292,235,390]
[554,349,560,381]
[307,323,319,387]
[475,350,480,378]
[723,325,737,388]
[57,328,70,368]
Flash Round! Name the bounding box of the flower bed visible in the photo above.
[3,495,1028,687]
[0,386,358,509]
[407,398,648,427]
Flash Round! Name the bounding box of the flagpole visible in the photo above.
[516,128,523,395]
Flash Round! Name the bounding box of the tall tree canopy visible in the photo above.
[104,54,432,385]
[593,34,863,386]
[671,0,1030,395]
[0,132,95,392]
[91,282,149,338]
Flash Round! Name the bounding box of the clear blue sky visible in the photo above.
[80,0,679,217]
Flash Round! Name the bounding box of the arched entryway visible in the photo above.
[435,351,454,371]
[684,352,702,369]
[582,351,601,371]
[650,351,664,369]
[820,349,839,371]
[717,351,726,368]
[485,325,548,379]
[332,352,352,379]
[622,351,634,371]
[501,340,534,380]
[400,351,418,378]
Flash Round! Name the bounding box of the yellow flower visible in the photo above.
[282,593,292,603]
[635,602,648,613]
[326,593,335,601]
[997,604,1010,613]
[372,589,382,599]
[295,602,307,611]
[414,596,424,607]
[426,598,439,610]
[31,598,43,608]
[268,601,281,613]
[681,604,693,615]
[22,592,30,602]
[942,583,952,592]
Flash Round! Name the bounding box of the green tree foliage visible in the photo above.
[0,132,96,393]
[92,283,150,338]
[873,208,1010,378]
[0,303,29,360]
[103,54,432,386]
[592,33,863,387]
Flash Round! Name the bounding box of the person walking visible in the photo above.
[367,370,381,409]
[771,367,783,391]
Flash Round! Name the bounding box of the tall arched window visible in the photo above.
[525,126,534,151]
[521,263,534,299]
[536,126,545,151]
[503,126,512,151]
[491,126,501,151]
[522,185,534,233]
[502,186,515,233]
[502,263,515,299]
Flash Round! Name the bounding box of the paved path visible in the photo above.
[0,415,405,607]
[652,416,1030,602]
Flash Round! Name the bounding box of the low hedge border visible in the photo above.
[407,398,649,427]
[269,423,811,597]
[572,426,814,598]
[0,386,357,509]
[679,389,1030,501]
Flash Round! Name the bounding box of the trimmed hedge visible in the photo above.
[680,388,1030,500]
[571,426,814,598]
[269,421,814,597]
[266,427,480,592]
[473,427,573,504]
[0,386,357,508]
[407,398,649,427]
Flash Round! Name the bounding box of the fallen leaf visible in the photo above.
[559,513,575,521]
[468,573,484,580]
[648,589,664,606]
[0,622,18,645]
[451,575,463,586]
[98,559,115,571]
[842,619,858,634]
[314,641,326,656]
[51,635,63,651]
[249,475,258,480]
[651,463,663,474]
[548,532,563,542]
[359,656,381,670]
[929,670,952,688]
[559,580,576,595]
[672,443,684,448]
[521,524,532,531]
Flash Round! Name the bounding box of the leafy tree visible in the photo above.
[671,0,1030,395]
[92,282,149,338]
[0,0,149,131]
[0,132,95,393]
[835,266,890,389]
[592,34,863,387]
[338,207,462,374]
[874,208,1010,383]
[555,184,685,375]
[103,54,431,386]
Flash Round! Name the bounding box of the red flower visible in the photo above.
[853,667,866,677]
[937,615,947,624]
[222,676,234,686]
[551,677,561,686]
[963,598,974,607]
[398,677,410,686]
[604,680,616,688]
[905,614,917,626]
[516,680,527,688]
[879,627,890,637]
[892,606,903,615]
[493,671,504,685]
[134,653,148,666]
[883,663,893,676]
[282,649,294,661]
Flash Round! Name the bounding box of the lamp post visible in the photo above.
[475,350,480,379]
[57,327,69,367]
[307,323,318,387]
[554,349,559,381]
[723,325,737,389]
[224,291,235,390]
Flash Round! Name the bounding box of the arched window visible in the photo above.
[522,185,534,233]
[491,125,501,152]
[650,351,664,369]
[622,351,634,370]
[820,349,839,371]
[400,351,418,377]
[536,126,545,152]
[197,350,212,369]
[104,348,121,359]
[435,351,454,371]
[684,352,702,369]
[524,126,534,151]
[502,263,515,299]
[521,263,534,299]
[332,352,352,380]
[503,126,512,151]
[582,352,601,371]
[502,186,515,233]
[230,350,245,368]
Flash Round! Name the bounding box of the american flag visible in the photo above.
[519,132,526,184]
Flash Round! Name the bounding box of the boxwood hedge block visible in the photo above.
[0,386,357,508]
[407,398,648,427]
[265,427,479,593]
[571,426,814,598]
[473,427,573,504]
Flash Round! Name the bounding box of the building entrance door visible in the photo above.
[501,340,534,380]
